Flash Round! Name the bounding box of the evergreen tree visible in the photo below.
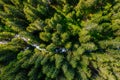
[0,0,120,80]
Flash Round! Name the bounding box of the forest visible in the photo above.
[0,0,120,80]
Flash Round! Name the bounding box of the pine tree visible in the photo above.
[0,0,120,80]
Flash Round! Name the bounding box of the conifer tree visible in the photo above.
[0,0,120,80]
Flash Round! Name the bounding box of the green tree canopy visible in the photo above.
[0,0,120,80]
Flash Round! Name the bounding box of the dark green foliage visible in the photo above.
[0,0,120,80]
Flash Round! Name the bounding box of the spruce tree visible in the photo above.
[0,0,120,80]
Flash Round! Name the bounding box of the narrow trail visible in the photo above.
[15,34,49,52]
[0,34,67,53]
[0,41,8,44]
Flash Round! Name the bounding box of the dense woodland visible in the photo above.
[0,0,120,80]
